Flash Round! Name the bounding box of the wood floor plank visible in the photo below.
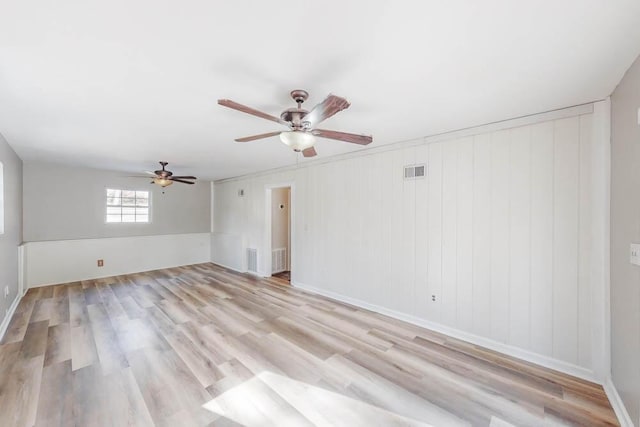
[29,298,54,324]
[0,262,619,426]
[20,320,49,358]
[44,322,71,367]
[95,282,128,320]
[177,321,232,365]
[0,342,23,391]
[70,324,98,371]
[104,367,156,427]
[49,295,70,326]
[87,304,129,375]
[0,354,44,427]
[164,329,223,388]
[68,283,90,327]
[35,359,73,427]
[128,348,186,426]
[71,364,112,426]
[1,299,36,344]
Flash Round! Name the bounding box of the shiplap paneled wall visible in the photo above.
[212,106,606,377]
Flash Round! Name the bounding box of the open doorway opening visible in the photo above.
[269,186,291,284]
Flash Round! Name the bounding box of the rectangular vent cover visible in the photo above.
[404,164,426,180]
[247,248,258,273]
[272,248,287,274]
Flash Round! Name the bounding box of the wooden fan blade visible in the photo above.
[302,147,317,158]
[171,178,195,184]
[313,129,373,145]
[235,131,281,142]
[218,99,290,126]
[302,94,350,127]
[171,175,197,180]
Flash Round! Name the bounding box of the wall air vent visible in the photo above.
[272,248,287,274]
[247,248,258,273]
[404,164,426,180]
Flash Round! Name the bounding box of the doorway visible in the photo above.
[267,186,291,284]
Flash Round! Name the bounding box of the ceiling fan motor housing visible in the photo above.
[280,108,309,129]
[155,161,172,177]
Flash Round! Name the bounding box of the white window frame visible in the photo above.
[105,188,152,224]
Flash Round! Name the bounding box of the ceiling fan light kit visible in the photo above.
[279,130,316,151]
[218,89,373,157]
[153,177,173,187]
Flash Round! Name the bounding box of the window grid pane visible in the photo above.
[106,189,150,223]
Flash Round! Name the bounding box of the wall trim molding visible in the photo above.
[589,99,612,382]
[603,376,634,427]
[0,292,22,341]
[24,231,209,244]
[216,102,597,184]
[291,280,598,384]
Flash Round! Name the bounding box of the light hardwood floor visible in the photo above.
[0,263,618,426]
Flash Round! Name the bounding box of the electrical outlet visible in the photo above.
[4,286,8,298]
[630,244,640,266]
[431,294,437,302]
[97,259,104,267]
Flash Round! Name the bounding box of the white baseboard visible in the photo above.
[210,261,273,279]
[0,293,22,341]
[292,280,597,384]
[209,260,247,274]
[604,377,634,427]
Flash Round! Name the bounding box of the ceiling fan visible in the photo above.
[133,161,197,188]
[218,90,373,157]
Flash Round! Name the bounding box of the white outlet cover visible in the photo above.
[630,243,640,266]
[637,107,640,125]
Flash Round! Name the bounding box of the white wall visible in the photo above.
[212,103,610,381]
[23,162,211,241]
[25,233,210,287]
[611,53,640,425]
[0,132,22,336]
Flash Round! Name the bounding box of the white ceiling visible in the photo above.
[1,1,639,181]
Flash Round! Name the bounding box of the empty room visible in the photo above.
[1,1,640,426]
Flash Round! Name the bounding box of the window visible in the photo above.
[106,189,150,223]
[0,161,3,234]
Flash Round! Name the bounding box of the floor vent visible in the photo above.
[404,164,426,180]
[272,248,287,274]
[247,248,258,273]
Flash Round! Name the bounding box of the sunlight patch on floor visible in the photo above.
[203,371,435,426]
